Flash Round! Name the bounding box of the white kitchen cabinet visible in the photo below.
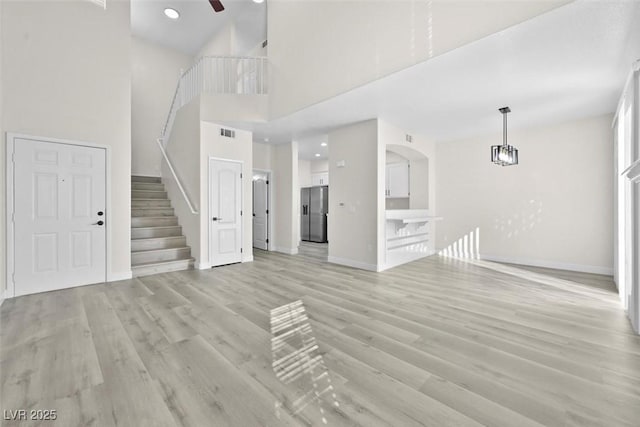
[386,162,409,198]
[312,172,329,186]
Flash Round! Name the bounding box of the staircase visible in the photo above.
[131,176,194,277]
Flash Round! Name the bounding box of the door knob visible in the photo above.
[97,211,104,216]
[94,220,104,226]
[212,217,221,221]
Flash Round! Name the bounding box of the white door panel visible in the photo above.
[210,159,243,267]
[13,138,106,296]
[253,178,268,250]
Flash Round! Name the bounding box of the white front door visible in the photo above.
[253,177,268,250]
[209,159,243,266]
[13,137,107,296]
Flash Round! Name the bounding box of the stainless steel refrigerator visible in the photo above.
[301,186,328,243]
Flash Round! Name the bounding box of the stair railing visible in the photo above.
[158,56,268,215]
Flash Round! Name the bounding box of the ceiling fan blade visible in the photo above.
[209,0,225,12]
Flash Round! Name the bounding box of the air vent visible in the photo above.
[405,134,413,143]
[220,128,236,138]
[262,40,268,48]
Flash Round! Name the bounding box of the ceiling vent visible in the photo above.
[220,128,236,138]
[405,134,413,143]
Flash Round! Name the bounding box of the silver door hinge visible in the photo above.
[240,173,243,179]
[240,210,243,216]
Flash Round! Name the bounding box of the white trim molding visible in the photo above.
[107,271,133,282]
[196,262,212,270]
[327,256,379,272]
[479,254,613,276]
[275,246,298,255]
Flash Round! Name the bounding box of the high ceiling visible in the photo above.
[133,0,640,153]
[224,0,640,148]
[131,0,267,55]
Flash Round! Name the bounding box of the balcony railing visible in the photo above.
[158,56,268,215]
[162,56,268,143]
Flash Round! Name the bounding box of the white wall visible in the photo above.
[197,21,236,58]
[272,142,298,254]
[246,40,267,58]
[268,0,568,118]
[2,0,132,282]
[310,159,329,174]
[298,159,312,187]
[200,122,253,265]
[132,37,193,176]
[253,142,273,171]
[436,114,614,274]
[200,94,268,123]
[328,120,383,270]
[163,100,202,264]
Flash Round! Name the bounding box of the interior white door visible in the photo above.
[253,178,268,250]
[210,159,243,266]
[13,138,107,296]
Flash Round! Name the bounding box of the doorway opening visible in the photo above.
[252,170,271,251]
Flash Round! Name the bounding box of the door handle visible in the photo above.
[97,211,104,216]
[212,217,219,221]
[93,220,104,226]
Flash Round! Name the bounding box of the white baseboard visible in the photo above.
[275,246,298,255]
[196,262,212,270]
[242,255,254,263]
[107,271,133,282]
[0,289,5,307]
[327,256,379,272]
[478,254,613,276]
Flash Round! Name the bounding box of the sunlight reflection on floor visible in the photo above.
[270,300,339,425]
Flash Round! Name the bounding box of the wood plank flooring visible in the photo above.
[1,251,639,426]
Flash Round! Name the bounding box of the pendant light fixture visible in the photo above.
[491,107,518,166]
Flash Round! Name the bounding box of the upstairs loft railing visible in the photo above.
[158,56,268,215]
[162,56,268,144]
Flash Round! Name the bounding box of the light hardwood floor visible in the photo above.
[1,251,639,426]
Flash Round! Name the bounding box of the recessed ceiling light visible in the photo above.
[321,142,327,147]
[253,0,265,3]
[164,8,180,19]
[315,153,321,157]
